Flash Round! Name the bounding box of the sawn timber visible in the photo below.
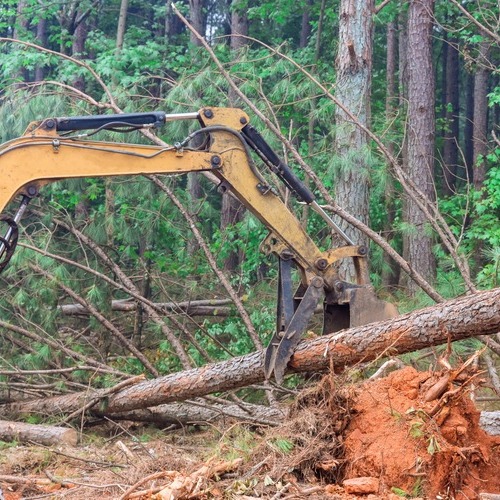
[1,287,499,419]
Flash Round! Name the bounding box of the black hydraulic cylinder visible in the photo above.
[53,112,167,132]
[241,124,316,204]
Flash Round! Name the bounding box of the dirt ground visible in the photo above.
[342,367,500,499]
[0,366,499,499]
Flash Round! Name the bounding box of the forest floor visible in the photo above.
[0,366,499,499]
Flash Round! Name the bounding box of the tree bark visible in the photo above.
[189,0,205,45]
[116,0,129,54]
[472,38,490,191]
[382,20,400,289]
[0,420,77,446]
[465,72,475,180]
[442,38,460,196]
[2,287,499,418]
[106,400,284,427]
[166,1,184,39]
[480,411,500,436]
[58,298,233,317]
[184,0,206,256]
[72,16,88,91]
[220,0,250,272]
[333,0,374,281]
[299,0,312,48]
[402,0,436,295]
[13,0,29,85]
[34,17,48,82]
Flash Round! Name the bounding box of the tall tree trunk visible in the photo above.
[189,0,205,45]
[299,0,312,48]
[72,17,88,91]
[13,0,29,86]
[471,38,491,273]
[382,21,400,289]
[397,7,409,286]
[402,0,436,296]
[165,1,184,39]
[186,0,206,256]
[464,72,475,183]
[230,0,248,50]
[116,0,129,54]
[34,17,48,81]
[442,38,460,196]
[398,8,408,107]
[333,0,374,281]
[472,39,490,192]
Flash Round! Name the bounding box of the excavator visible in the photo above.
[0,107,396,382]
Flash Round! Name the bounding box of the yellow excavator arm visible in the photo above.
[0,107,396,381]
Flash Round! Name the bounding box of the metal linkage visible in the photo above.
[49,111,199,133]
[241,124,354,246]
[0,196,30,273]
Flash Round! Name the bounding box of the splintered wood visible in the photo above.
[119,458,242,499]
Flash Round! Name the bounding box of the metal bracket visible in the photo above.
[264,276,324,383]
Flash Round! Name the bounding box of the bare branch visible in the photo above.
[0,320,128,377]
[447,0,500,44]
[0,37,117,108]
[30,264,159,377]
[43,216,194,370]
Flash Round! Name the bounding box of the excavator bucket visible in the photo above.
[264,256,398,383]
[323,285,398,335]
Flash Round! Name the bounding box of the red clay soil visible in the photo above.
[343,366,500,499]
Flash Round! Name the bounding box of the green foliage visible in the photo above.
[0,0,498,402]
[0,440,19,450]
[270,437,294,454]
[488,86,500,107]
[217,425,258,461]
[440,156,500,287]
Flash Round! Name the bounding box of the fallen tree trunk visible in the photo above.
[58,298,233,317]
[480,411,500,436]
[1,287,499,419]
[0,419,78,446]
[108,400,285,427]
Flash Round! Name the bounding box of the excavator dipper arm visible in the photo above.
[0,107,395,382]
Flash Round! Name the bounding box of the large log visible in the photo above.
[480,411,500,436]
[0,419,77,446]
[58,298,233,317]
[1,287,499,419]
[109,400,284,426]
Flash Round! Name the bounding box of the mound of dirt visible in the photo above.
[343,366,500,499]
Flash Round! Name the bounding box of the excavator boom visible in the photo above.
[0,107,397,381]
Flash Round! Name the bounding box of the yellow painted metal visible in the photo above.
[0,107,356,288]
[204,114,326,276]
[198,107,250,130]
[0,138,217,213]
